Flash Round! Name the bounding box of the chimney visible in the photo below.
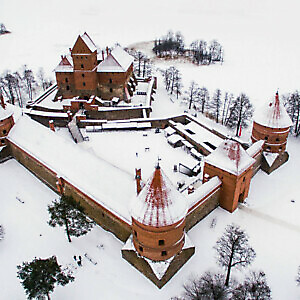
[102,50,105,61]
[49,120,55,132]
[106,46,109,56]
[135,168,142,195]
[0,93,5,109]
[67,111,72,122]
[188,185,195,195]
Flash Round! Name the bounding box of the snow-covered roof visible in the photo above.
[254,93,293,129]
[131,166,187,227]
[0,104,13,121]
[7,116,136,223]
[246,140,264,158]
[97,46,133,73]
[54,55,73,73]
[81,32,97,53]
[205,140,255,176]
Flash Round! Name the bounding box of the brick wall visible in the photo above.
[8,141,131,242]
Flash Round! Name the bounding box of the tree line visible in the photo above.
[0,66,53,108]
[161,66,253,136]
[153,30,223,65]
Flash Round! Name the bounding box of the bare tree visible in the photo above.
[285,91,300,136]
[198,87,210,114]
[214,224,256,287]
[222,92,234,125]
[209,89,222,123]
[22,65,36,101]
[209,40,223,62]
[232,270,271,299]
[184,81,200,110]
[182,272,229,300]
[226,93,253,136]
[0,225,4,241]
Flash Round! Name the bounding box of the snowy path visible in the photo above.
[239,204,300,234]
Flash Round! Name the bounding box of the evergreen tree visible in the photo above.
[226,93,253,136]
[17,256,74,300]
[214,224,256,287]
[48,195,94,243]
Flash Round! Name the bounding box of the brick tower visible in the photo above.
[131,165,187,261]
[251,92,292,153]
[204,140,255,212]
[0,94,14,147]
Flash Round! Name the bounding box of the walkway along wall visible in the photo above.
[7,140,131,242]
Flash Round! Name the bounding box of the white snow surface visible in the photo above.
[7,115,136,223]
[80,32,98,53]
[1,0,300,298]
[254,95,293,129]
[131,167,188,227]
[246,140,264,157]
[0,104,13,121]
[97,46,133,73]
[263,152,279,167]
[205,140,255,176]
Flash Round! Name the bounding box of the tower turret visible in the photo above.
[251,92,292,153]
[131,165,187,261]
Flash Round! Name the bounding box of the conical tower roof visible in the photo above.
[205,140,255,176]
[254,92,292,129]
[131,166,187,227]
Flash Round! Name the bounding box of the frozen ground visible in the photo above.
[1,0,300,299]
[1,136,300,299]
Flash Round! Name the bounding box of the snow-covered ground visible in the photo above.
[1,137,300,299]
[1,0,300,299]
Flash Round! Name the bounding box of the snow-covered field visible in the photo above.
[1,0,300,299]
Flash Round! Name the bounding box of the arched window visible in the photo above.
[66,85,70,90]
[81,64,84,68]
[110,88,113,93]
[82,74,85,78]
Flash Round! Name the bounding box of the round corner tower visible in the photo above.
[131,165,187,261]
[251,92,292,153]
[0,94,14,147]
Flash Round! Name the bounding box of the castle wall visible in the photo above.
[56,72,75,98]
[85,107,147,120]
[185,186,220,231]
[8,141,131,242]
